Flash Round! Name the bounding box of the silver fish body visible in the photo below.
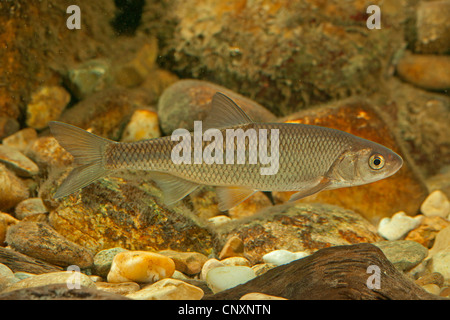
[49,93,403,210]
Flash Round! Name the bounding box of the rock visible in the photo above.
[428,248,450,281]
[428,225,450,258]
[240,292,287,300]
[0,118,19,140]
[441,287,450,298]
[2,128,38,153]
[415,1,450,54]
[66,59,111,99]
[252,263,276,277]
[279,98,428,223]
[120,108,161,142]
[27,136,74,171]
[107,251,175,284]
[373,240,428,272]
[205,243,440,300]
[421,283,441,296]
[0,247,62,274]
[208,215,231,227]
[405,216,450,248]
[262,249,309,266]
[200,259,224,281]
[0,283,130,300]
[93,247,129,278]
[1,271,95,293]
[0,145,39,177]
[228,192,273,220]
[0,164,29,211]
[0,263,16,291]
[396,52,450,91]
[218,236,244,260]
[26,86,71,130]
[158,250,208,275]
[415,272,445,287]
[220,257,251,267]
[46,173,217,256]
[5,221,93,268]
[218,203,381,264]
[206,266,256,294]
[14,198,48,220]
[14,272,36,281]
[378,212,424,241]
[421,190,450,218]
[126,278,204,300]
[132,69,179,105]
[0,212,18,245]
[95,281,140,296]
[152,0,406,116]
[157,80,276,135]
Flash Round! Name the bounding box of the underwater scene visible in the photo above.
[0,0,449,304]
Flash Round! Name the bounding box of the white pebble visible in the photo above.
[378,211,424,241]
[206,266,256,294]
[262,249,309,266]
[208,215,232,227]
[420,190,450,218]
[200,258,224,280]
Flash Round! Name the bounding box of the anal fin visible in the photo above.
[289,177,331,202]
[216,186,256,211]
[151,172,199,205]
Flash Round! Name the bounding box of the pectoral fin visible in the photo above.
[289,177,331,202]
[151,172,199,205]
[215,186,256,211]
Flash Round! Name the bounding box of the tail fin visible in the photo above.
[49,121,114,199]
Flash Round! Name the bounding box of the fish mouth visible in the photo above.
[387,151,403,175]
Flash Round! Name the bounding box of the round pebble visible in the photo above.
[421,283,441,296]
[126,278,204,300]
[240,292,287,300]
[107,251,175,284]
[206,266,256,294]
[420,190,450,218]
[93,247,129,278]
[121,109,161,142]
[377,212,424,241]
[262,249,309,266]
[0,263,16,291]
[200,258,225,280]
[208,215,232,227]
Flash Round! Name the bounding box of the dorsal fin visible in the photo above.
[203,92,253,130]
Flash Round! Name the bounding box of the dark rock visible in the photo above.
[0,164,29,212]
[0,247,62,274]
[205,243,443,300]
[5,221,93,268]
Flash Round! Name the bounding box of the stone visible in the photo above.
[279,98,428,223]
[405,216,450,248]
[95,281,140,296]
[5,221,94,268]
[440,287,450,298]
[13,272,35,281]
[228,192,273,220]
[378,212,424,241]
[0,212,18,245]
[2,128,38,153]
[0,118,19,140]
[1,271,96,293]
[120,109,161,142]
[93,247,129,278]
[157,80,276,135]
[415,272,445,287]
[373,240,428,272]
[240,292,287,300]
[126,278,204,300]
[415,1,450,54]
[428,225,450,258]
[66,59,111,99]
[420,190,450,218]
[14,198,48,220]
[0,164,29,211]
[157,250,208,275]
[262,249,309,266]
[421,283,441,296]
[26,86,71,130]
[218,236,244,260]
[220,257,251,267]
[252,263,276,277]
[206,266,256,294]
[107,251,175,284]
[0,247,63,274]
[0,145,39,177]
[218,203,381,264]
[396,52,450,91]
[26,136,74,170]
[200,259,224,281]
[428,248,450,281]
[0,263,16,292]
[208,215,231,227]
[45,173,217,256]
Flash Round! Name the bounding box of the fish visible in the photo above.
[49,92,403,211]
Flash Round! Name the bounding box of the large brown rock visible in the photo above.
[278,98,428,223]
[217,203,381,264]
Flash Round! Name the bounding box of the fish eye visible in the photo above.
[369,154,385,170]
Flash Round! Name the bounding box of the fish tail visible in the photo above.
[49,121,114,199]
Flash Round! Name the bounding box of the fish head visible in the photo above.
[330,140,403,187]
